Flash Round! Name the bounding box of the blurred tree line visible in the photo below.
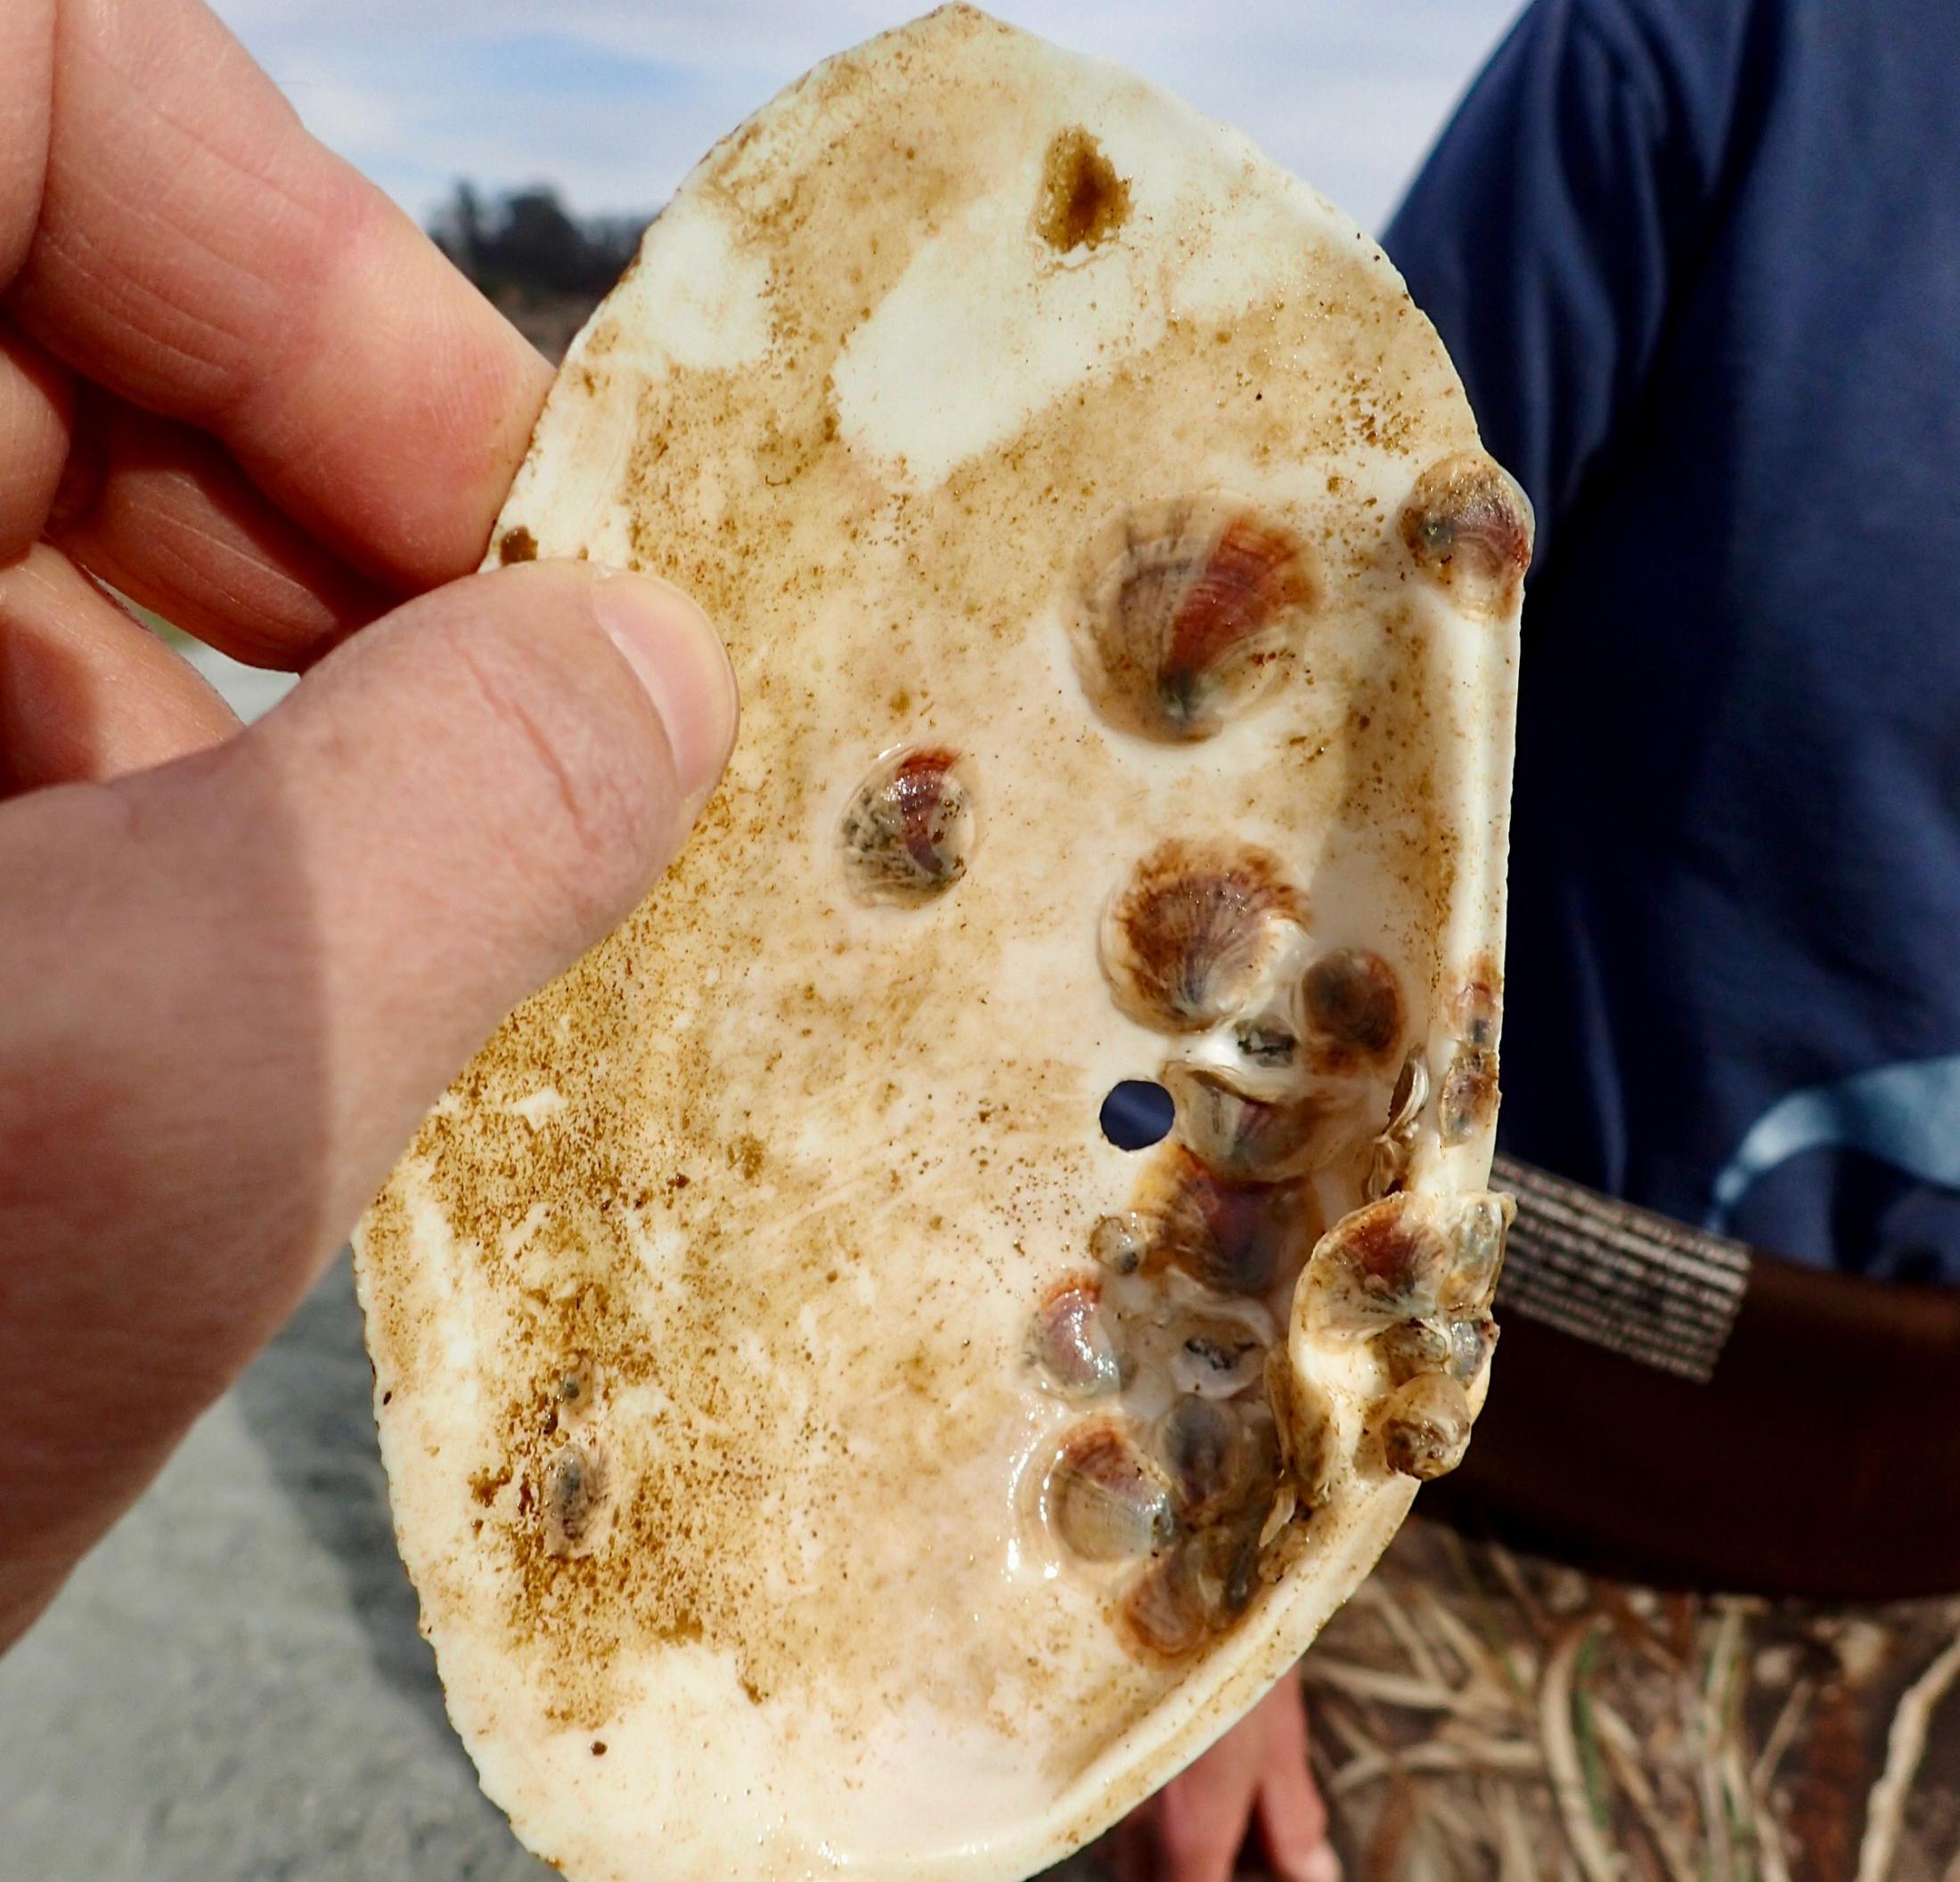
[429,182,655,360]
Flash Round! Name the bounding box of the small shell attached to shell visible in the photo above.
[1154,1396,1245,1514]
[1100,839,1307,1033]
[1301,949,1405,1068]
[1376,1372,1473,1481]
[1400,453,1534,617]
[1043,1422,1178,1562]
[1029,1278,1124,1399]
[1164,1064,1331,1183]
[541,1441,613,1560]
[839,746,974,905]
[1299,1193,1456,1336]
[1147,1152,1311,1297]
[1072,498,1321,742]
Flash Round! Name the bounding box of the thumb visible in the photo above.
[0,559,735,1641]
[241,558,739,1198]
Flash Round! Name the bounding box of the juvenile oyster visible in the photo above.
[1073,499,1320,742]
[1163,1063,1331,1182]
[1029,1278,1123,1398]
[1377,1373,1474,1481]
[1150,1153,1310,1297]
[1045,1422,1177,1562]
[1155,1396,1244,1514]
[1100,840,1306,1034]
[1301,949,1405,1068]
[1300,1193,1456,1336]
[838,746,973,905]
[541,1441,612,1560]
[1171,1316,1271,1400]
[1400,452,1535,617]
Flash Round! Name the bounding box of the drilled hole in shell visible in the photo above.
[1071,498,1320,742]
[1099,1079,1175,1151]
[838,746,972,906]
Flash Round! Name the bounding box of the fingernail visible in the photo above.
[1298,1845,1343,1882]
[590,569,738,809]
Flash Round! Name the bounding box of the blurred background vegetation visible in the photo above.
[429,180,654,361]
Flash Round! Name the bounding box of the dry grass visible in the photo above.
[1297,1520,1960,1881]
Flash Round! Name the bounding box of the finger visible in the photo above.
[0,542,237,792]
[1152,1725,1264,1882]
[1110,1801,1160,1882]
[0,2,53,285]
[0,316,74,561]
[50,391,392,669]
[8,0,551,591]
[1254,1679,1340,1882]
[0,561,735,1645]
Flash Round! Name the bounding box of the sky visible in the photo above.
[208,2,1525,237]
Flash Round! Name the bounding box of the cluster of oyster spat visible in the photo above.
[1019,489,1522,1665]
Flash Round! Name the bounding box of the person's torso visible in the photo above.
[1394,0,1960,1279]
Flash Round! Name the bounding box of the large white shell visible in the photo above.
[355,9,1524,1880]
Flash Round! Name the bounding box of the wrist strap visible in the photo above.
[1490,1153,1750,1382]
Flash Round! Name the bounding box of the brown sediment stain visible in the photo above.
[1034,126,1131,254]
[497,525,538,564]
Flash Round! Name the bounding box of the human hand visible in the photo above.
[1114,1674,1339,1882]
[0,0,736,1648]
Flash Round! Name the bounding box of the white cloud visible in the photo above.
[213,2,1523,233]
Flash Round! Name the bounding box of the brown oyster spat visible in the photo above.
[1399,452,1535,618]
[1071,498,1321,742]
[838,745,974,905]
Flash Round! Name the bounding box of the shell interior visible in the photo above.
[355,9,1528,1880]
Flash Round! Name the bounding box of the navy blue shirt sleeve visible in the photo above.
[1384,0,1758,564]
[1377,0,1960,1282]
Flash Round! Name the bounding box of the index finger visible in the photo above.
[4,0,554,592]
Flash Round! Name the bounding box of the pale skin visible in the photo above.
[0,3,1331,1876]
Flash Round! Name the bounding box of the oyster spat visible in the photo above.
[353,8,1528,1881]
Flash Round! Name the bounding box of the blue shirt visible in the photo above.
[1383,0,1960,1282]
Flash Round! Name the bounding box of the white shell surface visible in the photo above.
[355,9,1523,1880]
